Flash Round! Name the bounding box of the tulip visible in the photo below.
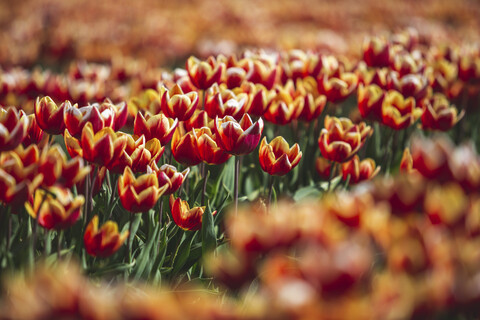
[0,106,29,151]
[399,148,415,174]
[171,123,202,166]
[357,84,385,121]
[241,82,275,117]
[193,127,231,165]
[183,110,213,132]
[153,163,190,195]
[129,89,162,116]
[341,155,380,184]
[59,156,91,189]
[363,36,391,67]
[169,195,217,231]
[84,215,129,258]
[25,186,84,230]
[160,84,199,121]
[108,135,164,174]
[76,165,106,198]
[225,67,247,89]
[317,73,358,103]
[315,156,336,180]
[0,145,43,207]
[420,94,464,131]
[388,73,430,101]
[38,145,64,187]
[381,90,420,130]
[134,112,178,145]
[296,93,326,122]
[186,56,225,90]
[20,112,46,147]
[424,183,468,228]
[64,122,128,167]
[263,88,302,125]
[118,167,168,213]
[318,116,372,163]
[34,96,67,135]
[259,137,302,176]
[458,55,480,82]
[64,100,115,138]
[245,59,278,90]
[214,114,264,156]
[204,84,248,120]
[390,53,424,77]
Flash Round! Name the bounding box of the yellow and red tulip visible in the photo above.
[84,215,129,258]
[169,195,217,231]
[20,111,46,147]
[153,163,190,195]
[317,72,358,103]
[259,137,302,176]
[381,90,419,130]
[357,84,385,121]
[34,96,67,135]
[204,84,248,120]
[0,106,29,152]
[26,186,84,230]
[341,155,380,184]
[193,127,232,165]
[318,116,372,163]
[363,36,391,68]
[117,167,168,213]
[160,84,199,121]
[133,112,178,145]
[214,114,264,156]
[171,123,202,166]
[263,88,302,125]
[186,56,225,90]
[420,93,464,131]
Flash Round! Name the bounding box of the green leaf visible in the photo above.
[171,232,194,276]
[201,203,216,256]
[293,185,322,202]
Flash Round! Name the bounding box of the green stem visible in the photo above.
[201,165,209,207]
[267,175,275,210]
[57,230,63,260]
[327,162,337,192]
[234,156,241,215]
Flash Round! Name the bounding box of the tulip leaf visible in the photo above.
[172,232,195,276]
[133,221,160,281]
[293,185,322,202]
[88,261,136,276]
[201,203,216,256]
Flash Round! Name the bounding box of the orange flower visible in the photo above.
[317,72,358,103]
[84,215,129,258]
[169,195,217,231]
[0,106,29,151]
[204,84,248,120]
[420,94,464,131]
[134,112,178,145]
[341,155,380,184]
[117,167,168,213]
[193,127,231,165]
[171,123,202,166]
[160,84,199,121]
[381,90,420,130]
[357,84,385,121]
[108,135,164,174]
[259,137,302,176]
[64,122,128,167]
[318,116,372,163]
[153,163,190,195]
[34,96,67,135]
[214,114,264,156]
[26,186,84,230]
[186,56,225,90]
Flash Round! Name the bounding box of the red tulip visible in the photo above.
[134,112,178,145]
[259,137,302,176]
[34,96,67,135]
[169,195,217,231]
[0,106,29,151]
[84,215,129,258]
[214,114,264,156]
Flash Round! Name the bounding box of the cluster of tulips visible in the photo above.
[0,27,480,319]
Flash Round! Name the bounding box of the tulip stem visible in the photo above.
[88,166,98,220]
[234,156,241,215]
[327,162,337,191]
[31,191,48,271]
[128,214,135,263]
[6,208,11,252]
[57,231,63,260]
[201,165,209,207]
[267,175,275,210]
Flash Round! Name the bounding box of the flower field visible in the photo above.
[1,0,480,319]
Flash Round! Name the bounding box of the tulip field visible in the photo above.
[1,0,480,319]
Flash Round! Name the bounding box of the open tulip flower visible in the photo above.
[318,116,372,163]
[153,163,190,195]
[420,93,464,131]
[64,99,127,138]
[133,112,178,145]
[84,215,129,258]
[357,84,385,121]
[259,137,302,176]
[204,84,248,120]
[171,123,202,166]
[34,96,67,135]
[160,84,199,121]
[317,72,358,103]
[214,114,264,156]
[0,106,29,152]
[169,195,217,231]
[118,167,168,213]
[26,186,84,230]
[193,127,232,165]
[263,87,302,125]
[381,90,420,130]
[186,56,225,90]
[0,146,44,207]
[64,122,128,167]
[341,155,380,184]
[108,134,163,174]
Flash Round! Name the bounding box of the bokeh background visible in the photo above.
[1,0,479,67]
